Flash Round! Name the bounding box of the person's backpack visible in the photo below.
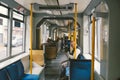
[76,46,84,59]
[77,54,84,59]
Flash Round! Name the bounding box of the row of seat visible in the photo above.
[0,60,39,80]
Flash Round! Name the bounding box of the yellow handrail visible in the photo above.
[68,21,70,40]
[73,3,77,59]
[91,16,95,80]
[30,3,33,74]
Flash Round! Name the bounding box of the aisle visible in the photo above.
[44,51,68,80]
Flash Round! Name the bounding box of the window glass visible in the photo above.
[12,20,24,55]
[89,17,107,60]
[41,24,48,43]
[0,5,8,15]
[0,17,8,60]
[89,17,100,59]
[13,11,23,21]
[95,18,101,60]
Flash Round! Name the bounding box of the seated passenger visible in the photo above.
[65,41,83,59]
[60,41,84,80]
[47,37,54,43]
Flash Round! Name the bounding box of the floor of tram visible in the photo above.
[44,50,68,80]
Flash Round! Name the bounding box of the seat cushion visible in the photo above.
[0,69,9,80]
[22,74,39,80]
[6,64,19,80]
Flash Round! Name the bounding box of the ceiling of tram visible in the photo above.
[14,0,91,31]
[14,0,91,14]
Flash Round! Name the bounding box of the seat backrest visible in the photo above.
[6,64,19,80]
[0,69,9,80]
[70,59,91,80]
[15,60,25,79]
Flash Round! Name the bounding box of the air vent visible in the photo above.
[33,3,74,11]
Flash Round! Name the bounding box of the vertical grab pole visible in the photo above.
[30,3,33,74]
[73,3,77,59]
[91,16,95,80]
[68,21,70,40]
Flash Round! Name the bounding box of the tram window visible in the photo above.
[0,5,8,15]
[95,18,101,60]
[13,11,23,21]
[89,18,100,60]
[41,24,49,43]
[12,20,24,56]
[0,3,25,60]
[0,17,8,60]
[88,17,104,60]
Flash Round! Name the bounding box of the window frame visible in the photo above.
[0,3,26,62]
[0,3,9,61]
[11,11,25,56]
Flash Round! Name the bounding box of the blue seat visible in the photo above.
[22,74,39,80]
[1,60,40,80]
[70,59,91,80]
[6,60,39,80]
[15,60,25,79]
[0,69,9,80]
[16,60,39,80]
[64,55,85,77]
[6,64,19,80]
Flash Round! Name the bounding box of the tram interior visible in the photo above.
[0,0,120,80]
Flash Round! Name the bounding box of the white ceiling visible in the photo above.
[14,0,91,27]
[14,0,91,14]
